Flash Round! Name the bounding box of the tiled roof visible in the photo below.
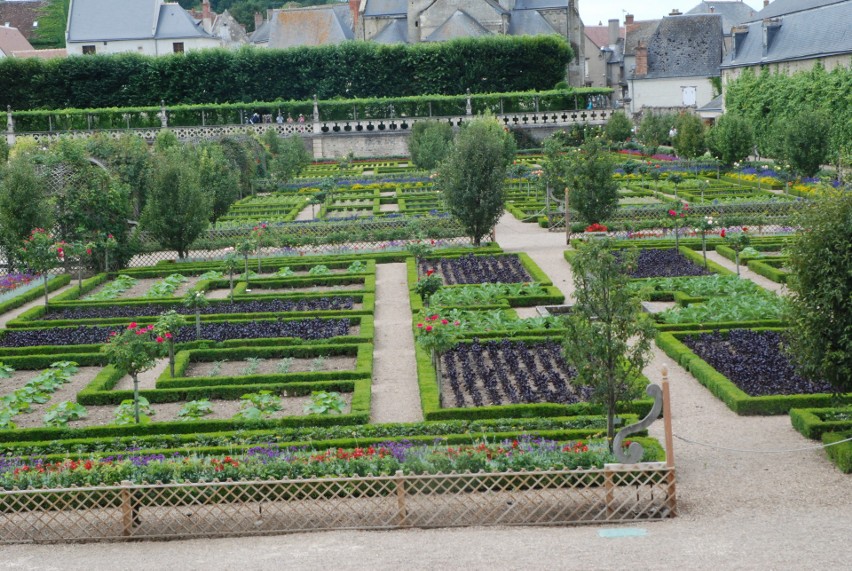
[686,1,758,31]
[636,14,723,79]
[424,9,491,42]
[723,1,852,67]
[508,9,558,36]
[585,25,623,48]
[363,0,406,17]
[12,47,66,58]
[0,0,45,40]
[0,25,33,55]
[743,0,846,21]
[268,5,353,49]
[514,0,570,9]
[624,19,659,55]
[249,20,269,44]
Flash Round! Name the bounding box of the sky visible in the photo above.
[579,0,760,27]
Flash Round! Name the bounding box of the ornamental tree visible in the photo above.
[567,138,618,226]
[604,111,633,145]
[102,323,165,424]
[562,239,656,446]
[673,113,706,159]
[182,290,209,340]
[438,116,516,246]
[779,110,831,177]
[269,135,311,184]
[706,114,753,167]
[667,201,690,250]
[155,310,187,377]
[19,229,62,306]
[721,227,750,276]
[695,215,716,269]
[409,120,454,170]
[785,192,852,397]
[221,252,241,302]
[0,156,53,272]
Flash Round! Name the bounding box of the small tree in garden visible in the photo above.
[236,239,254,284]
[414,269,443,307]
[102,323,165,424]
[269,135,311,184]
[785,192,852,397]
[438,116,515,246]
[182,290,209,340]
[562,240,655,446]
[706,114,753,166]
[155,310,187,377]
[695,215,716,269]
[415,313,461,404]
[199,144,240,227]
[221,252,240,301]
[100,232,118,273]
[566,138,618,226]
[673,113,706,160]
[668,172,684,198]
[0,156,52,271]
[780,110,831,177]
[604,111,633,145]
[59,240,93,292]
[721,227,750,276]
[19,229,62,306]
[251,223,268,273]
[409,120,454,170]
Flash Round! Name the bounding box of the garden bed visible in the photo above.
[420,254,533,285]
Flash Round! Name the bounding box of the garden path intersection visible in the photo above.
[3,212,850,570]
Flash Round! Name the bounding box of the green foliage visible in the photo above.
[154,130,179,152]
[637,113,676,153]
[0,362,14,378]
[115,397,154,425]
[604,111,633,143]
[438,116,516,245]
[409,121,454,171]
[142,146,212,259]
[87,133,152,218]
[235,390,282,420]
[346,261,367,273]
[414,273,443,305]
[101,324,165,379]
[415,313,460,355]
[43,401,88,427]
[0,156,52,270]
[563,240,656,443]
[673,113,706,159]
[304,391,346,415]
[567,138,618,225]
[778,110,832,177]
[705,114,753,166]
[276,357,294,374]
[785,192,852,396]
[83,274,137,301]
[269,135,311,184]
[177,399,214,421]
[33,0,69,48]
[199,143,240,226]
[307,264,331,276]
[0,36,572,110]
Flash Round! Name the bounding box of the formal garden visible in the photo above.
[0,38,850,542]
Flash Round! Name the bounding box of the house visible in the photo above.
[685,1,758,53]
[584,19,624,103]
[0,0,45,41]
[265,0,586,86]
[66,0,221,56]
[0,24,33,57]
[624,12,723,116]
[721,0,852,83]
[190,0,248,49]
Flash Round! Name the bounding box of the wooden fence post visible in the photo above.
[661,368,678,517]
[395,470,408,527]
[604,466,615,518]
[120,480,135,537]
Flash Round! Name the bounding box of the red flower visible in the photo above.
[156,336,164,343]
[86,248,92,255]
[441,319,449,325]
[416,323,423,328]
[720,228,726,238]
[742,227,748,232]
[426,269,434,276]
[165,332,173,339]
[453,320,460,326]
[668,209,676,216]
[128,322,137,329]
[425,325,433,332]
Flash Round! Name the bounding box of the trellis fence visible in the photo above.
[0,464,675,543]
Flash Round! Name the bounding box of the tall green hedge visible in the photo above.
[0,36,572,111]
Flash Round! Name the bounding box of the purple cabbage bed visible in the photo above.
[40,297,356,321]
[440,339,591,408]
[421,254,532,285]
[625,249,712,278]
[0,318,352,347]
[681,329,832,397]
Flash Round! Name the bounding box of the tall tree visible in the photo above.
[706,114,753,166]
[604,111,633,145]
[567,137,618,226]
[0,156,53,270]
[198,143,240,227]
[780,110,831,177]
[563,239,656,444]
[785,192,852,397]
[268,135,311,184]
[143,146,211,259]
[409,121,454,171]
[438,116,515,246]
[673,112,706,159]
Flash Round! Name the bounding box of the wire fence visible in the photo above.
[0,464,676,543]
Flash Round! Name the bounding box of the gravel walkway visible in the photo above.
[369,263,423,423]
[3,216,850,568]
[0,282,75,329]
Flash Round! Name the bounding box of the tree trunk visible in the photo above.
[42,274,49,307]
[701,233,708,269]
[77,267,83,292]
[132,373,140,424]
[229,273,234,302]
[735,251,740,276]
[169,341,175,377]
[195,310,201,340]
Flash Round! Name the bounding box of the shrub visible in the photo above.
[605,111,633,143]
[409,121,454,170]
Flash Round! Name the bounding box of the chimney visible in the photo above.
[635,40,648,76]
[202,0,211,21]
[349,0,359,31]
[669,9,682,16]
[764,0,770,6]
[608,19,619,46]
[254,11,263,29]
[625,14,634,25]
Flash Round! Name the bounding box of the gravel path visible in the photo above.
[0,282,75,328]
[3,216,850,568]
[369,263,423,423]
[705,250,787,294]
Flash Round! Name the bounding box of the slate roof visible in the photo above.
[514,0,570,9]
[0,0,45,40]
[624,19,660,55]
[268,5,353,49]
[686,1,758,32]
[743,0,846,21]
[723,0,852,67]
[67,0,210,42]
[635,14,723,79]
[372,18,408,43]
[508,9,557,36]
[698,92,724,111]
[424,9,491,42]
[249,20,269,44]
[363,0,407,17]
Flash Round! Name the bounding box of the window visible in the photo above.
[82,45,96,55]
[681,86,697,106]
[173,42,184,53]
